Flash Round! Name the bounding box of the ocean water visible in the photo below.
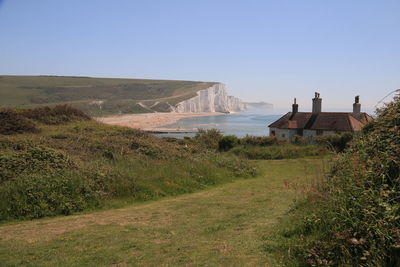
[154,109,284,138]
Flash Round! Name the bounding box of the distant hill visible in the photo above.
[244,101,273,109]
[0,75,217,116]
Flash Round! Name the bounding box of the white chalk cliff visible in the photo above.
[172,83,246,113]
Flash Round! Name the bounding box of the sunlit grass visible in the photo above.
[0,158,329,266]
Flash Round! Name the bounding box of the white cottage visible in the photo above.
[268,93,373,142]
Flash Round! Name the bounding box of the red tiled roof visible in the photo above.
[268,112,373,131]
[268,112,313,129]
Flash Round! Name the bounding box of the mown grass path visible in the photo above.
[0,158,327,266]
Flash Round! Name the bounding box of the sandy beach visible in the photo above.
[96,112,224,132]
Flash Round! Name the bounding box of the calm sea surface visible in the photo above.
[154,109,284,138]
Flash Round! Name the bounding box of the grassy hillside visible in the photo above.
[0,106,256,221]
[0,75,216,116]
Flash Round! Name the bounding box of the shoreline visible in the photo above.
[95,112,225,132]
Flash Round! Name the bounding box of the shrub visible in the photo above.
[218,135,238,151]
[0,109,38,135]
[20,105,91,125]
[0,172,99,220]
[315,132,353,152]
[0,146,75,183]
[194,129,223,150]
[239,135,279,146]
[293,135,306,145]
[130,140,165,159]
[0,105,91,135]
[297,93,400,265]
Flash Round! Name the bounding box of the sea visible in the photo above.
[154,109,285,138]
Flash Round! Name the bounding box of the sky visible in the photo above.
[0,0,399,109]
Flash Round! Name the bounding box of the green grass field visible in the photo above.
[0,158,329,266]
[0,75,216,115]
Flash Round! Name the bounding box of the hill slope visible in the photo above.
[0,106,256,221]
[0,75,217,116]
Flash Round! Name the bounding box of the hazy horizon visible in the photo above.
[1,0,399,109]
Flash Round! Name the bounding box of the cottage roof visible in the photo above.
[268,112,312,129]
[268,112,373,131]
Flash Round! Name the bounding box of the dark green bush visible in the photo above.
[194,129,223,150]
[315,132,353,152]
[0,109,38,135]
[20,105,91,125]
[218,135,238,151]
[0,105,90,135]
[0,146,75,183]
[239,135,280,146]
[0,172,99,220]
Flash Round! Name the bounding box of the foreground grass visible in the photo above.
[0,158,329,266]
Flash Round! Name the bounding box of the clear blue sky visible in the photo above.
[1,0,399,109]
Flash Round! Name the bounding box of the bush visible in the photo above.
[194,129,223,150]
[218,135,238,151]
[20,105,91,125]
[293,135,306,145]
[0,105,91,135]
[0,146,75,183]
[0,172,99,220]
[0,109,39,135]
[239,135,280,146]
[297,93,400,265]
[315,132,353,152]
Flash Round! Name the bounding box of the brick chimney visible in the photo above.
[312,92,322,114]
[353,95,361,118]
[292,98,298,113]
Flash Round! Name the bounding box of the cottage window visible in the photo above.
[282,133,285,138]
[316,130,323,135]
[271,130,276,136]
